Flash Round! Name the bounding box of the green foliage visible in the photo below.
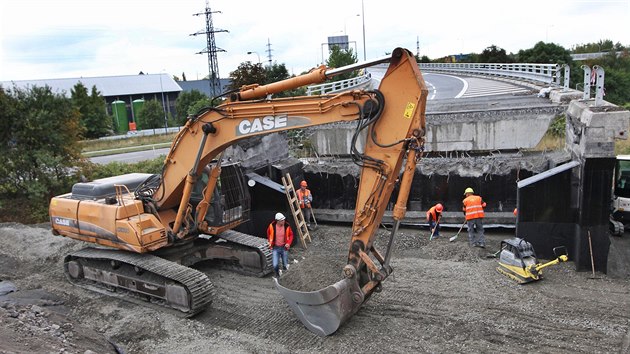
[175,89,209,125]
[227,62,268,91]
[188,98,215,117]
[0,85,83,221]
[567,46,630,107]
[265,63,294,98]
[71,82,112,139]
[572,39,625,54]
[266,63,291,83]
[517,41,572,64]
[82,157,164,181]
[548,115,566,138]
[137,99,166,133]
[326,46,358,81]
[587,51,630,106]
[478,45,514,63]
[418,55,431,63]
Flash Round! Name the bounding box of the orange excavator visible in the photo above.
[48,47,428,335]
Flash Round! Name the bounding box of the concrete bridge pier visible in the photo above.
[517,99,629,274]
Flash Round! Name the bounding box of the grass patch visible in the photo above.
[80,132,177,153]
[615,138,630,155]
[534,134,565,151]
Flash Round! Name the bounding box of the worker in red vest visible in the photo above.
[462,187,486,248]
[297,180,313,229]
[426,203,443,239]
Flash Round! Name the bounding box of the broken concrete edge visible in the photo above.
[312,209,516,229]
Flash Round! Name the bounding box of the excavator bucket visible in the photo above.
[274,277,363,336]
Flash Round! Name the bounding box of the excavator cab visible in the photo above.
[190,162,251,235]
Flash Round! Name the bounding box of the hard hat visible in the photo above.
[464,187,474,195]
[275,212,286,221]
[300,181,308,187]
[513,208,518,216]
[436,203,443,212]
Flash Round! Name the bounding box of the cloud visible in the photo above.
[1,0,629,82]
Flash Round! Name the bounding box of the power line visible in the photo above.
[190,0,228,97]
[265,38,274,67]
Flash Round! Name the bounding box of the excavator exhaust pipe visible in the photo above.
[274,275,364,336]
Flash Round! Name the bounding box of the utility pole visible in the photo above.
[416,36,420,58]
[265,38,274,67]
[190,0,228,97]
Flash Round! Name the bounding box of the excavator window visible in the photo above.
[190,162,251,227]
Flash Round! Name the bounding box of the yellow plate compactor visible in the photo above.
[496,237,568,284]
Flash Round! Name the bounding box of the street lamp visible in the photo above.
[159,72,167,134]
[361,0,366,61]
[247,51,261,64]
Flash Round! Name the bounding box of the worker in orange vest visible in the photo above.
[297,180,313,229]
[426,203,443,239]
[462,187,486,248]
[267,212,294,277]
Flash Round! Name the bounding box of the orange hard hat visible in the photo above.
[436,203,443,212]
[300,181,308,187]
[513,208,518,216]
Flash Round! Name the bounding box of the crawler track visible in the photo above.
[64,248,215,317]
[215,230,273,277]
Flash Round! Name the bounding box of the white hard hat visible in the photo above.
[275,212,286,221]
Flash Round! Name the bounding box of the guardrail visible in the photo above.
[418,63,561,86]
[306,72,372,95]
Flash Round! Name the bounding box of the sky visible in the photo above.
[1,0,629,82]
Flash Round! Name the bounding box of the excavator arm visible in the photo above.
[274,48,428,335]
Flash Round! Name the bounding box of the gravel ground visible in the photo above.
[1,222,629,353]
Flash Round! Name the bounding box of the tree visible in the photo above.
[517,41,572,64]
[418,55,431,63]
[136,99,166,134]
[573,39,625,54]
[71,82,112,139]
[266,63,294,97]
[582,51,630,107]
[0,85,83,220]
[326,45,358,81]
[265,63,290,84]
[175,89,209,125]
[478,45,513,63]
[227,62,267,91]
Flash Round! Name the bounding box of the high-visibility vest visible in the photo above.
[266,221,294,248]
[463,195,486,220]
[297,189,311,209]
[426,206,441,222]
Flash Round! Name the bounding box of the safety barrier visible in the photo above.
[418,63,561,86]
[306,72,372,95]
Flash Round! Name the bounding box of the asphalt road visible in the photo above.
[89,147,170,164]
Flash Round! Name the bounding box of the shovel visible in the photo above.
[310,207,318,229]
[429,216,441,240]
[449,221,467,242]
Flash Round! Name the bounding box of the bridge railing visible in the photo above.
[306,72,372,95]
[418,63,561,86]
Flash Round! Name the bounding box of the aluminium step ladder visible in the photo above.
[281,173,311,249]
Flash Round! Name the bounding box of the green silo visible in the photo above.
[112,100,128,133]
[132,99,145,130]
